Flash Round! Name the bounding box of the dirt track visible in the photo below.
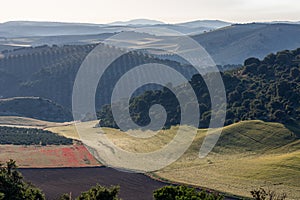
[20,167,168,200]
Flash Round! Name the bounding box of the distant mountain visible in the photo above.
[91,23,300,65]
[1,21,300,65]
[192,23,300,64]
[176,20,231,29]
[0,21,108,38]
[0,33,114,47]
[0,19,229,38]
[109,19,164,26]
[0,97,72,122]
[270,21,300,24]
[1,21,104,27]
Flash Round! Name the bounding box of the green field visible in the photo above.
[46,120,300,199]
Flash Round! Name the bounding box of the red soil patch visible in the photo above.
[0,144,100,168]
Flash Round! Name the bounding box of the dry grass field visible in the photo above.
[1,116,299,199]
[46,120,300,199]
[0,116,62,128]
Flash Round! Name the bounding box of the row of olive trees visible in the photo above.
[0,126,73,146]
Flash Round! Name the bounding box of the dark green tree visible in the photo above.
[153,185,223,200]
[0,160,45,200]
[250,188,287,200]
[76,184,120,200]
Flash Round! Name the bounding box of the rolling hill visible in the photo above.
[109,19,164,26]
[2,22,300,66]
[0,116,64,128]
[0,43,197,111]
[193,23,300,64]
[0,21,108,37]
[154,120,300,199]
[46,119,300,199]
[177,20,231,29]
[98,48,300,130]
[0,97,72,122]
[0,19,230,39]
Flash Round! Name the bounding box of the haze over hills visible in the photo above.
[108,19,164,26]
[0,19,231,38]
[0,19,300,123]
[1,21,300,65]
[177,19,231,29]
[192,23,300,64]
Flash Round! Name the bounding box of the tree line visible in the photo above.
[98,48,300,130]
[0,126,73,145]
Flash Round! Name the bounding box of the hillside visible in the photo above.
[0,44,196,111]
[0,116,64,128]
[109,19,164,26]
[0,21,108,37]
[99,48,300,130]
[0,19,230,39]
[47,120,300,199]
[1,22,300,65]
[0,33,114,47]
[155,121,300,199]
[193,23,300,64]
[0,97,72,122]
[177,20,231,29]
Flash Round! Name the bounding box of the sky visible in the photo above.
[0,0,300,24]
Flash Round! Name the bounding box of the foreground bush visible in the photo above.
[76,184,120,200]
[251,188,287,200]
[59,185,120,200]
[153,185,224,200]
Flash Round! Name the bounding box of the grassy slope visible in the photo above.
[41,120,300,199]
[0,116,66,128]
[47,124,79,139]
[155,121,300,199]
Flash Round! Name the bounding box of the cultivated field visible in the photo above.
[0,116,100,168]
[20,167,167,200]
[47,120,300,199]
[0,144,100,168]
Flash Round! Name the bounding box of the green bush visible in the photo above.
[153,185,223,200]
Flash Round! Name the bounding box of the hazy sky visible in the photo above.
[1,0,299,23]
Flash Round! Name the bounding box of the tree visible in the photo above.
[250,188,287,200]
[0,193,4,200]
[0,160,45,200]
[290,67,300,79]
[244,57,260,67]
[76,184,120,200]
[59,193,72,200]
[153,185,223,200]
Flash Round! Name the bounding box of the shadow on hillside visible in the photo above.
[284,120,300,138]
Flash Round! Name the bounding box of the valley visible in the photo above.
[0,16,300,200]
[2,117,298,199]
